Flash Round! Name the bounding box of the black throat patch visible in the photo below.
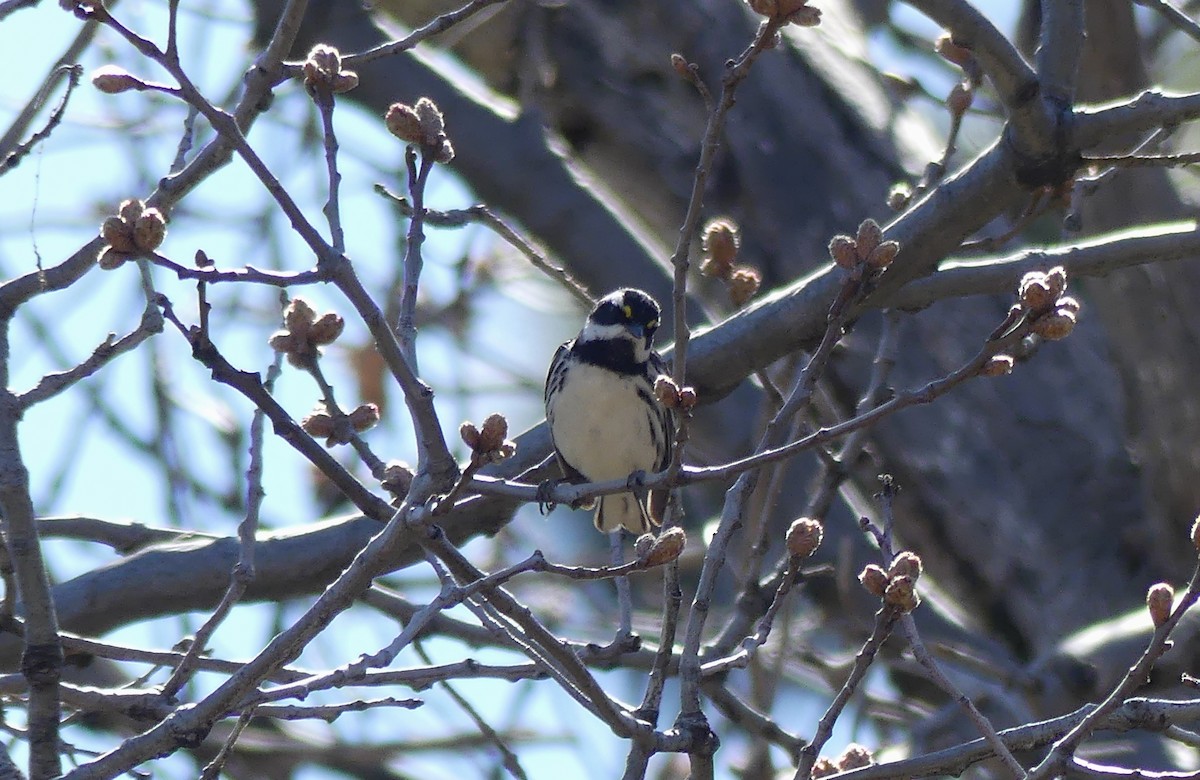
[572,337,644,376]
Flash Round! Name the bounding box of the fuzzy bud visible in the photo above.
[701,218,740,269]
[887,551,922,582]
[837,744,874,772]
[634,533,656,559]
[727,266,761,307]
[670,53,690,79]
[415,97,445,139]
[746,0,819,25]
[811,757,838,779]
[1147,583,1174,628]
[855,218,883,261]
[303,45,335,83]
[308,312,345,345]
[1033,308,1077,341]
[459,421,481,450]
[386,97,454,162]
[271,297,330,367]
[92,64,142,94]
[980,354,1015,377]
[859,564,888,597]
[829,234,858,269]
[118,198,145,223]
[642,526,686,567]
[96,247,128,270]
[677,386,698,411]
[132,209,166,252]
[1018,270,1056,312]
[386,103,423,145]
[305,44,340,78]
[347,403,380,433]
[380,460,414,499]
[786,4,821,26]
[866,240,900,269]
[1055,295,1081,316]
[284,297,317,333]
[786,517,824,558]
[302,44,359,94]
[698,256,724,279]
[884,575,920,612]
[267,331,301,355]
[301,409,336,440]
[1044,266,1068,298]
[654,375,682,408]
[331,71,359,93]
[947,82,974,116]
[477,413,510,453]
[887,183,912,211]
[431,138,455,164]
[101,215,136,253]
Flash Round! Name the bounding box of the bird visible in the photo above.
[544,288,675,535]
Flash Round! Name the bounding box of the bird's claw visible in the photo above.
[626,469,649,498]
[536,478,560,515]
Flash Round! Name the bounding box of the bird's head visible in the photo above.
[578,288,662,363]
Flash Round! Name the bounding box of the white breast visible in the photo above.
[549,362,658,481]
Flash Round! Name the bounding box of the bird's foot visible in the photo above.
[626,469,649,500]
[536,478,560,515]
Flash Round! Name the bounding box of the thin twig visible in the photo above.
[157,296,393,521]
[793,605,901,780]
[306,358,387,477]
[697,558,806,677]
[1134,0,1200,45]
[414,640,528,780]
[873,485,1024,778]
[197,709,253,780]
[833,699,1200,780]
[413,516,646,739]
[373,186,593,306]
[342,0,510,68]
[1027,559,1200,778]
[159,349,283,698]
[397,149,435,369]
[313,87,346,254]
[16,304,164,409]
[905,0,1050,147]
[663,14,787,486]
[0,64,83,176]
[1082,151,1200,167]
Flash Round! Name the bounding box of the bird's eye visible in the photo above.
[647,319,659,330]
[622,305,633,320]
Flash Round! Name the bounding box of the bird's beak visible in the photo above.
[626,322,646,340]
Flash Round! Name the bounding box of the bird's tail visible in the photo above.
[594,492,665,535]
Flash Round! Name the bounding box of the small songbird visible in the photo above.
[544,288,675,534]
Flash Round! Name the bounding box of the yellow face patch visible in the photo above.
[622,304,633,320]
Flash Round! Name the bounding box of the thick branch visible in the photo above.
[1036,0,1084,104]
[907,0,1049,145]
